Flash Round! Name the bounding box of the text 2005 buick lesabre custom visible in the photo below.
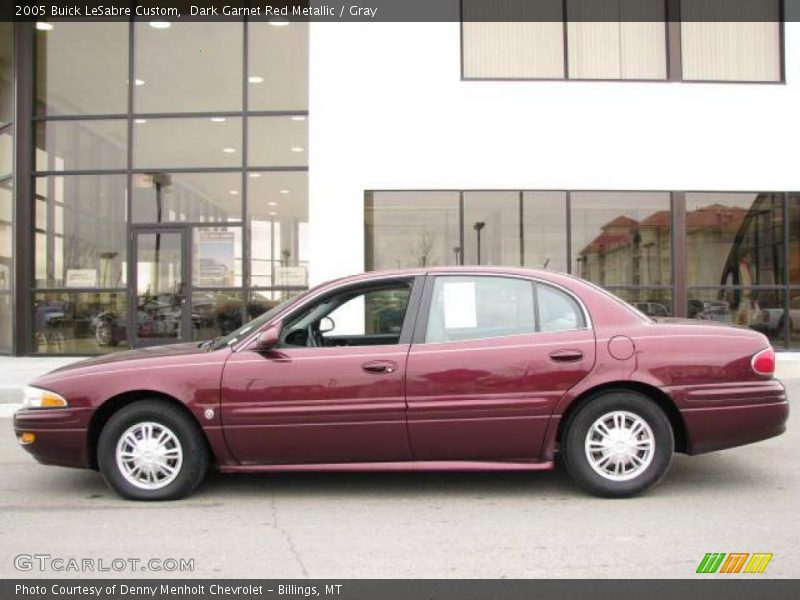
[14,268,789,500]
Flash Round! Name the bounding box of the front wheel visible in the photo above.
[562,391,674,497]
[97,401,208,500]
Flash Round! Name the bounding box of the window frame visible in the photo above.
[413,273,591,345]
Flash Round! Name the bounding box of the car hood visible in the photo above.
[47,342,208,374]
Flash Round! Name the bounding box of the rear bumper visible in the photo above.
[12,408,91,469]
[683,399,789,455]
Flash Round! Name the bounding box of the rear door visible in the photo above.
[406,274,595,461]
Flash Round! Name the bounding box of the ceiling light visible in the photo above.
[222,147,236,154]
[268,201,277,206]
[269,19,290,27]
[290,147,304,153]
[149,21,171,29]
[248,173,261,178]
[134,119,147,124]
[210,117,226,123]
[248,76,264,84]
[135,79,146,86]
[269,211,277,216]
[290,116,306,122]
[36,22,54,31]
[229,190,239,195]
[280,189,290,194]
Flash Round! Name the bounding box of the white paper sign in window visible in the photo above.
[442,281,477,329]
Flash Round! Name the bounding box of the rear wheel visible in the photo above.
[562,390,673,497]
[97,400,208,501]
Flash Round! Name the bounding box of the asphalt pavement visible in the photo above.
[1,381,798,579]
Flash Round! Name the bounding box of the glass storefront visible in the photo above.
[20,20,309,354]
[1,22,13,353]
[366,190,800,348]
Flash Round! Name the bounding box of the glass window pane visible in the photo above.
[33,291,129,354]
[132,172,242,223]
[36,22,128,116]
[34,175,127,289]
[36,120,127,172]
[688,288,785,347]
[134,22,243,113]
[247,290,304,322]
[686,193,784,286]
[608,289,673,318]
[248,116,307,167]
[571,192,671,286]
[680,1,781,82]
[462,0,565,78]
[0,21,12,124]
[192,291,244,342]
[789,195,800,285]
[248,21,308,111]
[193,226,242,288]
[790,290,800,349]
[537,283,585,331]
[0,293,11,352]
[248,172,308,289]
[463,192,520,266]
[425,276,535,343]
[0,179,11,293]
[133,117,242,169]
[0,125,12,177]
[567,1,666,79]
[365,191,461,270]
[523,192,567,272]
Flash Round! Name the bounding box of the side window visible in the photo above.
[537,284,584,332]
[425,276,535,343]
[281,281,412,347]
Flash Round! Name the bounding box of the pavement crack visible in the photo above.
[269,495,309,578]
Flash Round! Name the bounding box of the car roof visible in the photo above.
[325,266,576,287]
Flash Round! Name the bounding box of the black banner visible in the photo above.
[4,0,800,23]
[3,580,800,600]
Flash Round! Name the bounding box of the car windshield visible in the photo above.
[205,291,311,351]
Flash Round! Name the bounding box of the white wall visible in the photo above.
[308,21,800,286]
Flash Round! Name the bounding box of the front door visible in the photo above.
[130,229,191,347]
[221,277,423,465]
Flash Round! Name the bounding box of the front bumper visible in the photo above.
[12,407,92,469]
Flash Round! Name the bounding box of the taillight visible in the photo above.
[751,348,776,377]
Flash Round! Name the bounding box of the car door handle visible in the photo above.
[362,360,398,374]
[549,349,584,362]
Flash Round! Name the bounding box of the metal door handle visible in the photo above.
[362,360,398,374]
[549,349,584,362]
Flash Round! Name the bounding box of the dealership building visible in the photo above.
[1,7,799,355]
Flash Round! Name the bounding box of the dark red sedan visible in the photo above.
[14,268,789,500]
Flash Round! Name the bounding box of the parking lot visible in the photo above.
[1,380,798,579]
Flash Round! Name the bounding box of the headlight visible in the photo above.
[22,386,68,408]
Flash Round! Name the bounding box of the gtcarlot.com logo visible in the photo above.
[14,554,194,573]
[696,552,773,574]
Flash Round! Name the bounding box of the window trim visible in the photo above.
[412,272,592,346]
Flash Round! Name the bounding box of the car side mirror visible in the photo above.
[254,322,281,352]
[319,316,335,334]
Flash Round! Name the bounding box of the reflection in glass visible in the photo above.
[688,288,785,346]
[248,172,308,288]
[34,175,127,288]
[686,193,784,287]
[248,22,308,111]
[134,22,243,113]
[33,292,129,353]
[132,172,242,223]
[789,195,800,285]
[36,120,127,172]
[571,192,671,286]
[36,22,129,116]
[0,21,13,124]
[790,291,800,349]
[192,291,243,341]
[522,192,567,272]
[0,125,12,176]
[463,192,520,266]
[0,179,11,292]
[365,192,461,270]
[193,227,242,288]
[135,232,184,341]
[133,117,242,170]
[609,289,672,318]
[0,293,11,352]
[247,116,308,167]
[247,290,303,322]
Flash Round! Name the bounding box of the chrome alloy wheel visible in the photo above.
[115,422,183,490]
[584,410,655,481]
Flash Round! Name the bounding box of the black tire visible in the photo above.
[562,390,673,498]
[97,400,209,501]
